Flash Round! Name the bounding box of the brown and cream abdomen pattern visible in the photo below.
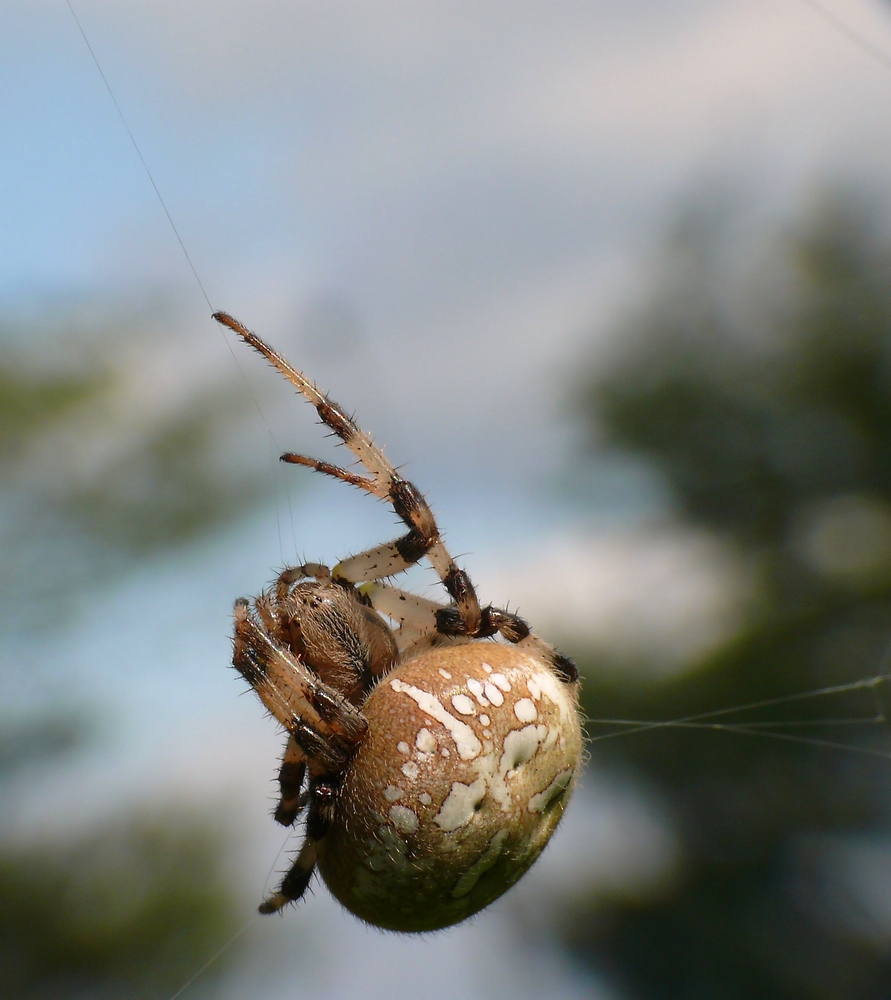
[317,643,583,932]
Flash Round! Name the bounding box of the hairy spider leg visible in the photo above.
[359,581,441,648]
[213,311,484,636]
[260,776,339,914]
[233,599,372,909]
[276,563,332,603]
[245,589,341,814]
[217,313,578,680]
[362,582,579,683]
[232,600,368,765]
[274,735,308,827]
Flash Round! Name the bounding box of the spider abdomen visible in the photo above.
[316,643,582,932]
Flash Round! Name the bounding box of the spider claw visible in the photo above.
[258,893,288,915]
[552,652,579,684]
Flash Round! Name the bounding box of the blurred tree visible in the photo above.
[561,197,891,999]
[0,818,237,999]
[0,308,278,626]
[0,308,273,997]
[0,713,241,1000]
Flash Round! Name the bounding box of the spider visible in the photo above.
[216,311,583,933]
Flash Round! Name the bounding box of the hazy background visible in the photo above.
[6,2,891,997]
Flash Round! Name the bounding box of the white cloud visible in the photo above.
[479,524,752,673]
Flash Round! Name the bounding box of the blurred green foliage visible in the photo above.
[0,313,276,623]
[0,312,266,997]
[63,389,263,552]
[0,811,237,1000]
[0,707,242,1000]
[563,198,891,999]
[0,365,110,465]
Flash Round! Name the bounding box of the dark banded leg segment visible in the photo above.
[274,735,308,827]
[214,311,484,638]
[218,312,577,682]
[260,778,338,913]
[232,599,368,768]
[363,582,578,684]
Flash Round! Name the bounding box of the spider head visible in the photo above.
[277,580,398,700]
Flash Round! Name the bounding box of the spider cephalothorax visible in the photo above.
[217,311,582,932]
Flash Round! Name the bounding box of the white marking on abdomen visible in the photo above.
[434,777,488,831]
[528,769,574,812]
[514,698,537,723]
[466,677,490,706]
[391,679,482,760]
[451,694,476,715]
[451,829,509,898]
[389,804,419,833]
[500,725,547,775]
[483,682,504,706]
[416,727,436,754]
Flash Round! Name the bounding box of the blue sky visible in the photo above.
[8,2,891,489]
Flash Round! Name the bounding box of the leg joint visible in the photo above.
[394,529,434,565]
[390,476,438,537]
